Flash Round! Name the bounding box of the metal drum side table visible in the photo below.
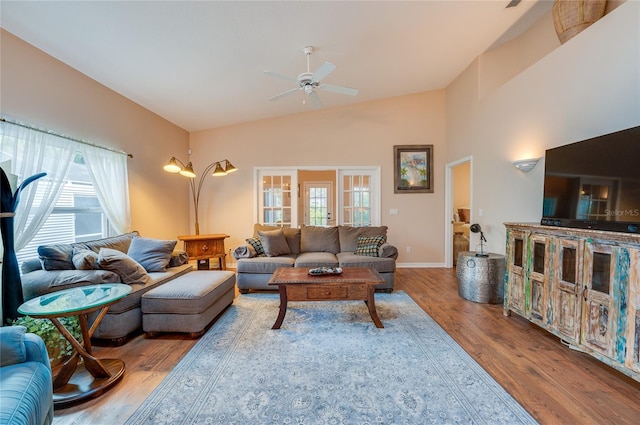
[456,251,505,304]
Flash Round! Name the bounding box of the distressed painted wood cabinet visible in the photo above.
[505,223,640,383]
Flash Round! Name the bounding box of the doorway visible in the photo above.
[303,181,334,226]
[445,157,472,268]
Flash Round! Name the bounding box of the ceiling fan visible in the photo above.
[264,46,358,109]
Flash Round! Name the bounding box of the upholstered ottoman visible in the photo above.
[141,270,235,337]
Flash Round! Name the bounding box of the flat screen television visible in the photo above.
[541,126,640,234]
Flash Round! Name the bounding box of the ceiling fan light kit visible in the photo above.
[265,46,358,109]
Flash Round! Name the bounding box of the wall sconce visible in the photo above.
[163,157,237,235]
[513,158,541,173]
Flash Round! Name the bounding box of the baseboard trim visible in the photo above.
[396,262,447,268]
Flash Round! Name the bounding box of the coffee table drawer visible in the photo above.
[287,284,368,301]
[307,286,348,300]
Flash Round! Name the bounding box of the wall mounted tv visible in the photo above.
[541,126,640,234]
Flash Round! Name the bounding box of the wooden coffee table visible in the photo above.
[268,267,385,329]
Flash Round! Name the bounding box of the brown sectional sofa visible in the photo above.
[233,224,398,293]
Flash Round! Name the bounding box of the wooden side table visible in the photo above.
[178,234,229,270]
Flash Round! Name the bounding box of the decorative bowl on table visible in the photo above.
[308,267,343,276]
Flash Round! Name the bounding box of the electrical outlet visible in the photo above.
[406,246,411,253]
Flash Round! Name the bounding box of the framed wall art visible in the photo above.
[393,145,433,193]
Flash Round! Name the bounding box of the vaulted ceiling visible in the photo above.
[0,1,553,132]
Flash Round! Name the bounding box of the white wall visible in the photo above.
[446,1,640,255]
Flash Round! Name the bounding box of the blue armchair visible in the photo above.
[0,325,53,425]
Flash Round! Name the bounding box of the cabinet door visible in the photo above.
[581,242,616,358]
[506,229,527,316]
[528,234,550,323]
[551,238,583,343]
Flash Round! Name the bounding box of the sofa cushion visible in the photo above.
[127,237,177,272]
[294,252,339,268]
[300,225,340,254]
[236,255,296,274]
[72,247,100,270]
[253,224,301,254]
[246,237,266,257]
[338,225,389,252]
[98,248,151,285]
[337,252,396,273]
[354,235,387,257]
[0,326,26,367]
[105,264,193,314]
[21,269,121,301]
[38,231,140,270]
[258,228,291,257]
[83,231,139,254]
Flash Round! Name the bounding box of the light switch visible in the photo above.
[390,209,398,215]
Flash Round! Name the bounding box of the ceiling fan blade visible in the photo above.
[319,84,359,96]
[264,70,298,83]
[308,90,323,109]
[268,87,299,101]
[312,62,336,82]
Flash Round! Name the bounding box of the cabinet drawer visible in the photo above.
[184,239,225,258]
[307,286,348,300]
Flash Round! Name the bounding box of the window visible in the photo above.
[15,152,114,265]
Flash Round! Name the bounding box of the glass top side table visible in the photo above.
[19,283,132,407]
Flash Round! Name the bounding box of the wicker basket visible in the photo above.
[552,0,607,44]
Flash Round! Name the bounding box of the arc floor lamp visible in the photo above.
[163,157,237,235]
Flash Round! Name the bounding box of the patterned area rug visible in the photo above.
[125,291,537,424]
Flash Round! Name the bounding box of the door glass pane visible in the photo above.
[514,238,523,267]
[592,252,611,294]
[561,247,577,284]
[533,242,545,274]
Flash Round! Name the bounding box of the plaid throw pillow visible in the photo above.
[354,235,386,257]
[245,237,266,257]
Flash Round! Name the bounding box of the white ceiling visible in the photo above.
[0,1,553,132]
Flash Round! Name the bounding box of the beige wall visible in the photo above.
[0,29,191,240]
[1,0,636,266]
[190,91,447,266]
[446,1,639,255]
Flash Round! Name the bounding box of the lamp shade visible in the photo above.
[163,157,182,173]
[224,160,237,173]
[179,162,197,178]
[212,162,227,176]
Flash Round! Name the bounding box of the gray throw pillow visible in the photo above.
[98,248,151,284]
[127,237,177,272]
[0,326,26,367]
[258,228,291,257]
[338,225,389,252]
[300,225,340,254]
[38,243,75,270]
[72,247,100,270]
[253,224,301,254]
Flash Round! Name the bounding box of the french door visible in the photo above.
[255,167,380,227]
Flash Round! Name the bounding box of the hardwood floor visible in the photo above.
[52,268,640,425]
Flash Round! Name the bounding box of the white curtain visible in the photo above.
[0,121,76,251]
[81,145,131,234]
